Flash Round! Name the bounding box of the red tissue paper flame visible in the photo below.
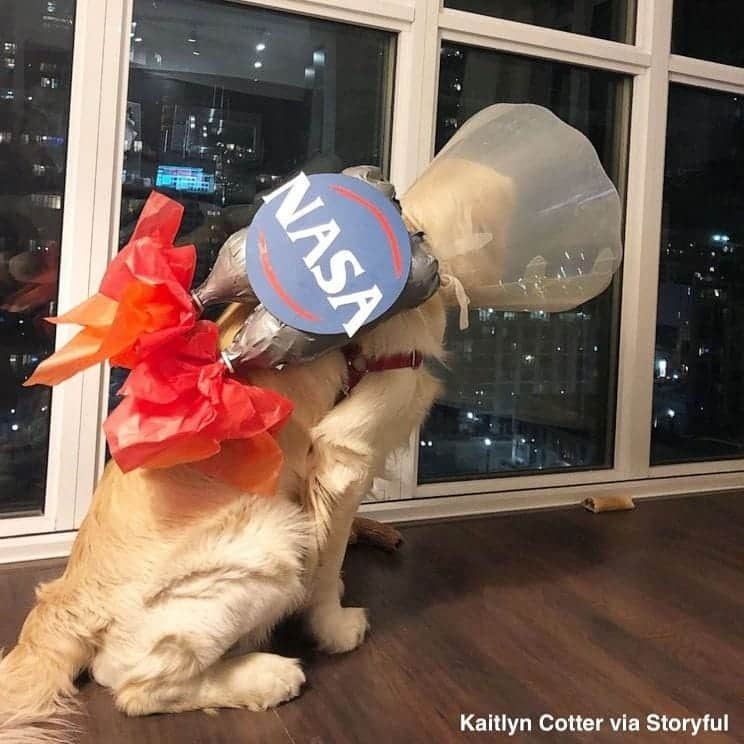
[104,320,293,494]
[25,191,294,495]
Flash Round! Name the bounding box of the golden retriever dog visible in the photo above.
[0,288,446,743]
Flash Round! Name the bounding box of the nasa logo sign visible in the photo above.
[244,172,411,337]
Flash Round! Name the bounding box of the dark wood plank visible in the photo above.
[1,492,743,743]
[79,686,291,744]
[0,557,66,642]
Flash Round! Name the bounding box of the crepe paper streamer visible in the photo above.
[24,192,198,387]
[103,320,293,493]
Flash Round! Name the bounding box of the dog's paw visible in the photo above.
[239,654,306,711]
[307,605,369,654]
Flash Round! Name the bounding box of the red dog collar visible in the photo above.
[342,344,424,396]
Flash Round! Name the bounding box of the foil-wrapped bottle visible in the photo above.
[193,163,441,371]
[191,226,257,311]
[221,233,439,371]
[191,154,345,311]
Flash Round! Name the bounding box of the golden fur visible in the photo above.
[0,292,446,742]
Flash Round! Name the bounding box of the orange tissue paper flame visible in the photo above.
[25,192,197,387]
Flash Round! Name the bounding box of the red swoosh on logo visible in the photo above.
[258,231,320,322]
[330,184,404,278]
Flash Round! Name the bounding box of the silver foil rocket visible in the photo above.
[193,165,441,371]
[221,233,439,371]
[191,226,257,310]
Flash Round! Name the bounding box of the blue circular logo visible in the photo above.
[244,172,411,337]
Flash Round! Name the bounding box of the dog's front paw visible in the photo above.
[240,654,306,711]
[307,605,369,654]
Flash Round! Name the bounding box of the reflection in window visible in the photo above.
[419,44,627,483]
[110,0,396,409]
[652,85,744,464]
[672,1,744,69]
[444,0,635,43]
[0,0,75,514]
[122,0,394,284]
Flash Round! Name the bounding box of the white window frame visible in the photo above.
[2,0,744,560]
[0,0,109,546]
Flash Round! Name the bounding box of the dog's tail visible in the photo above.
[0,576,100,744]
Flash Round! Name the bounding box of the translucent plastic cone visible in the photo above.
[400,103,623,313]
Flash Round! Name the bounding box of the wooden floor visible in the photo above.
[1,492,743,743]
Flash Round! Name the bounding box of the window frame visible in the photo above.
[3,0,744,557]
[0,0,109,543]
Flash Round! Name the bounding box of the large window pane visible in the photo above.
[444,0,635,43]
[651,85,744,465]
[122,0,393,284]
[111,0,395,408]
[0,0,75,515]
[672,1,744,68]
[419,44,628,484]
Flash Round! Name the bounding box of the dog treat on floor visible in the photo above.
[349,517,403,551]
[583,494,635,513]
